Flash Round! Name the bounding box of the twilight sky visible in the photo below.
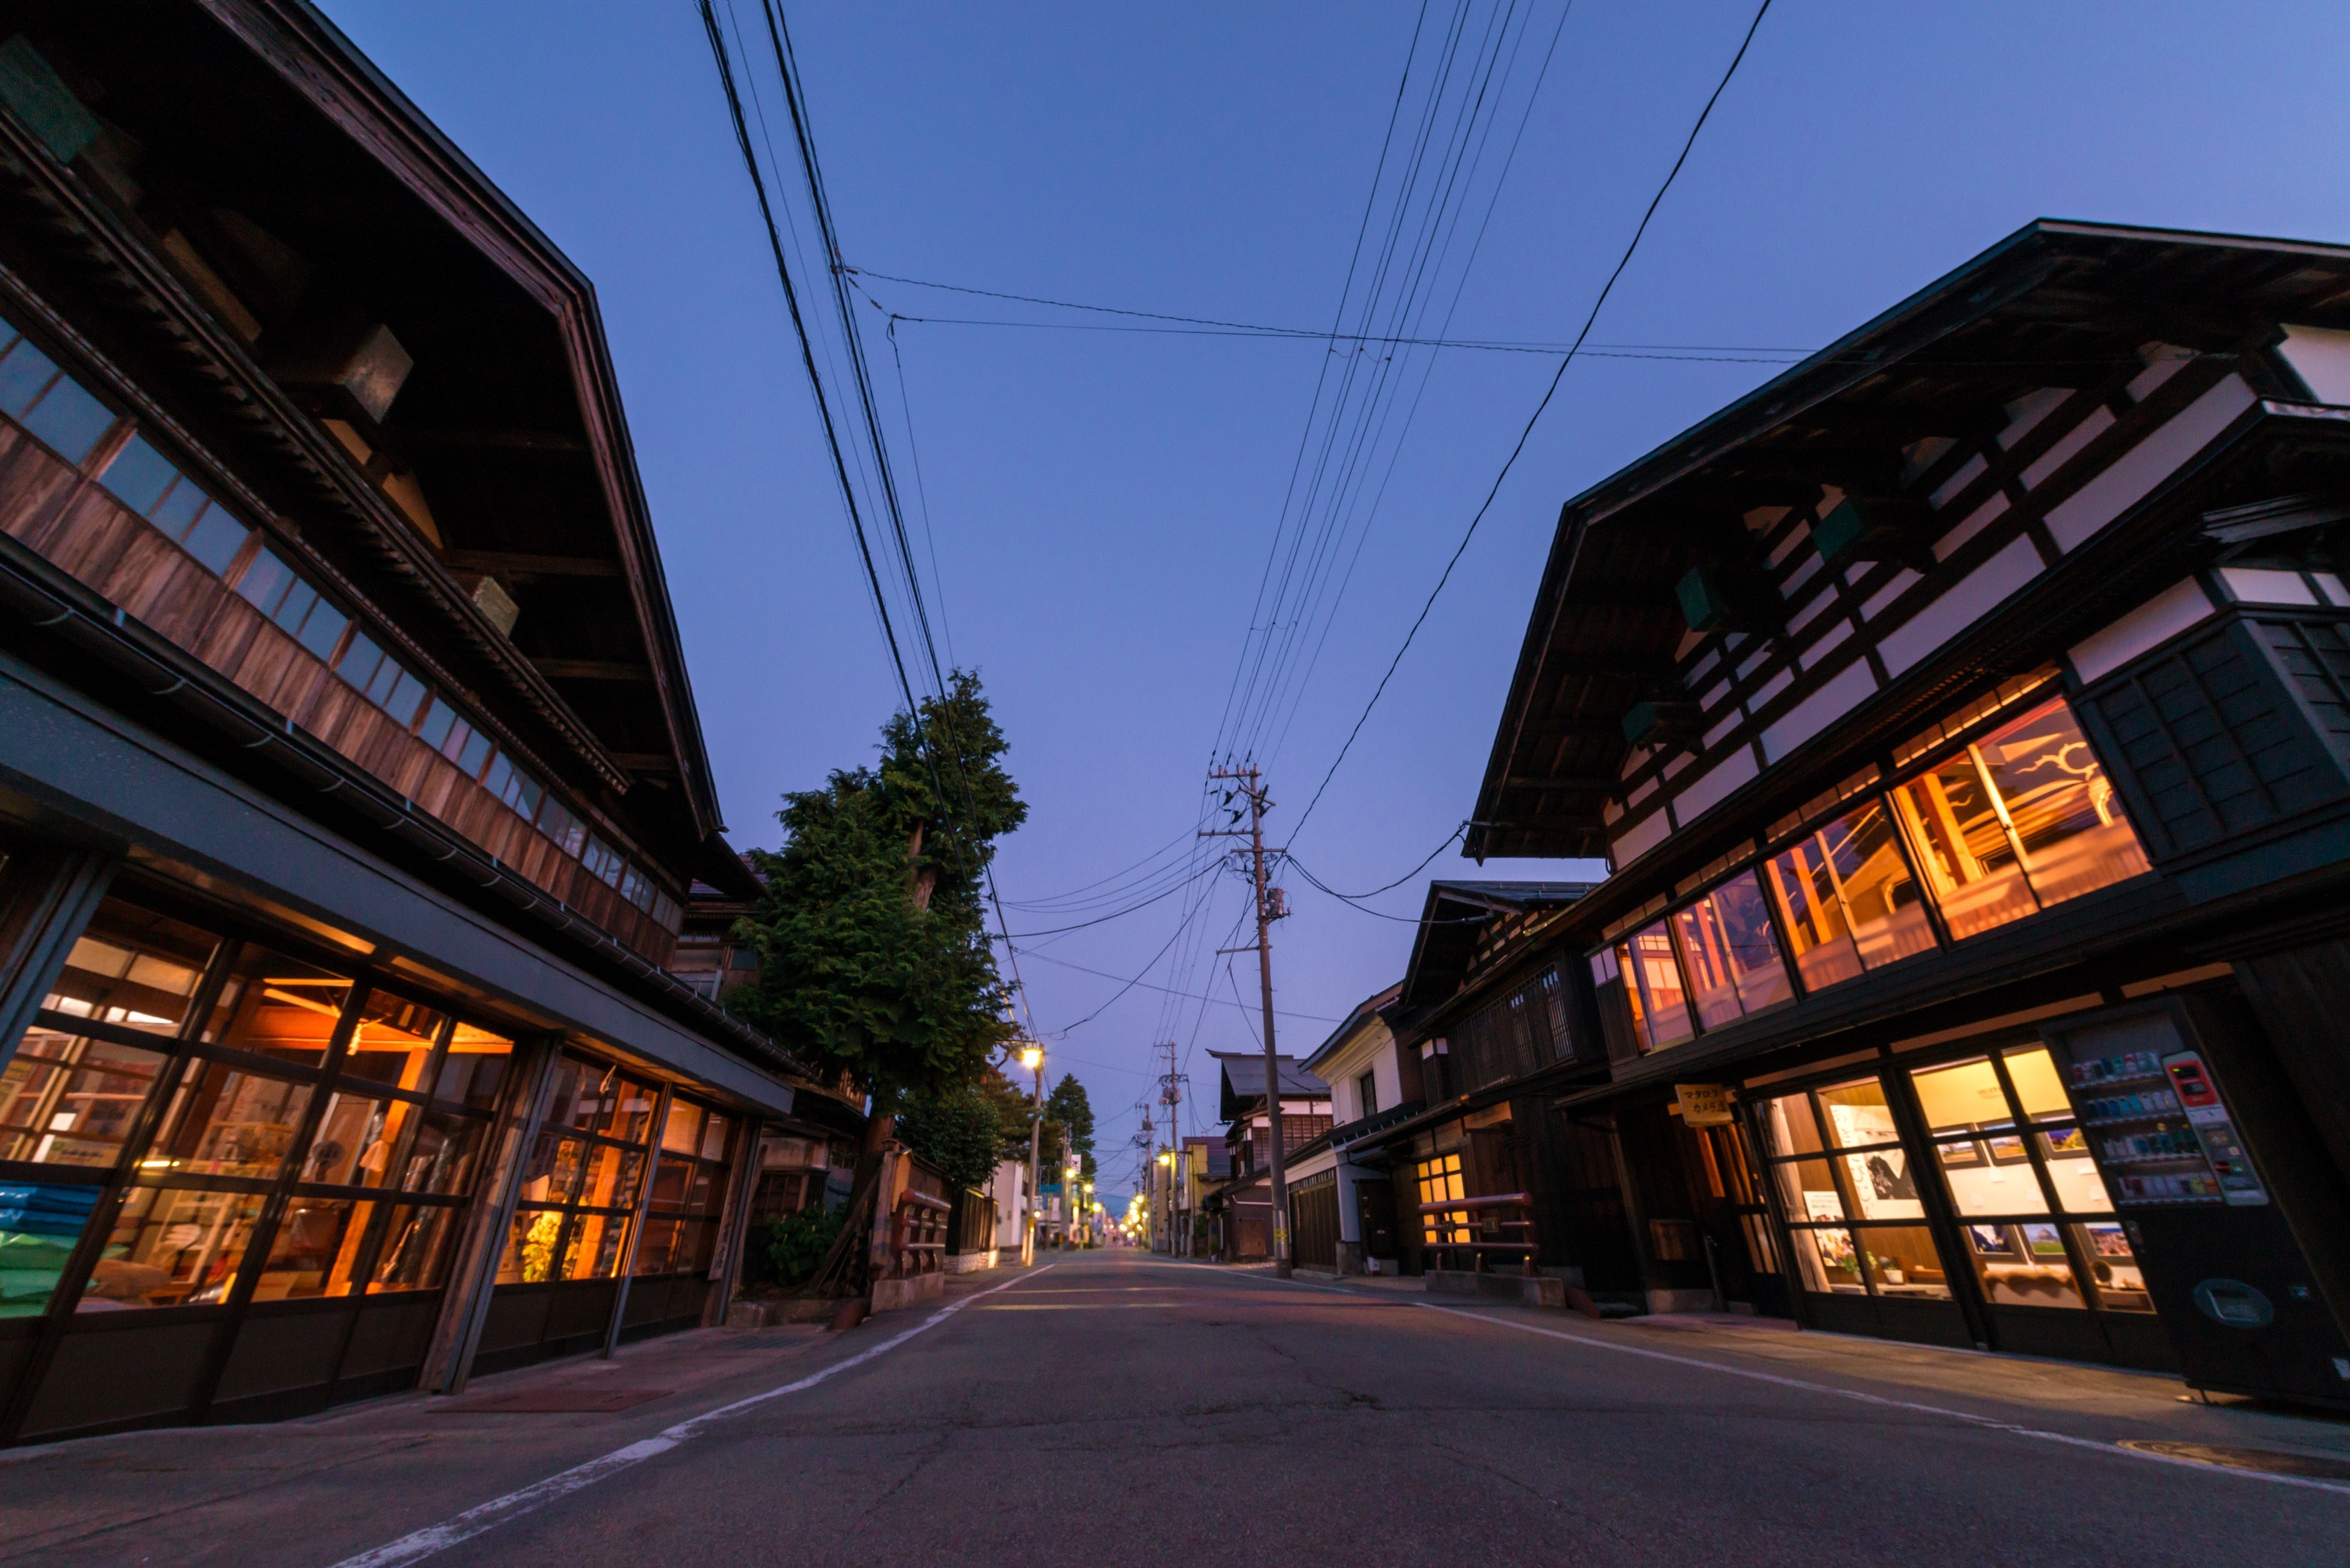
[319,0,2350,1198]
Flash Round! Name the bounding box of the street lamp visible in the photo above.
[1019,1043,1044,1265]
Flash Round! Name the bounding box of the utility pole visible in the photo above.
[1155,1041,1186,1258]
[1205,764,1291,1278]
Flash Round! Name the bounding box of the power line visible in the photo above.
[1288,0,1776,845]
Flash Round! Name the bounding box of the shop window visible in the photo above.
[254,1197,376,1300]
[370,1204,460,1293]
[432,1024,512,1110]
[1854,1225,1950,1299]
[518,1131,585,1207]
[660,1099,704,1157]
[577,1144,645,1211]
[499,1207,565,1284]
[87,1186,268,1308]
[1908,1046,2146,1316]
[1614,923,1693,1052]
[340,992,448,1089]
[1762,1092,1826,1157]
[1770,1158,1845,1225]
[199,946,358,1068]
[1789,1225,1863,1294]
[0,1181,101,1317]
[700,1111,735,1164]
[606,1078,660,1145]
[0,1033,171,1169]
[397,1109,486,1196]
[1670,872,1792,1029]
[299,1087,405,1187]
[149,1063,312,1179]
[1892,749,2036,940]
[42,899,221,1035]
[560,1213,631,1279]
[1762,796,1936,992]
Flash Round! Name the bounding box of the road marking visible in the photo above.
[325,1264,1058,1568]
[974,1302,1186,1310]
[1178,1262,2350,1501]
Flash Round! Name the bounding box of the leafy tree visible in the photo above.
[1045,1073,1097,1181]
[743,1207,847,1289]
[732,670,1026,1146]
[978,1064,1038,1160]
[894,1079,1006,1193]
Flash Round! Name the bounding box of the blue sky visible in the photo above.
[319,1,2350,1196]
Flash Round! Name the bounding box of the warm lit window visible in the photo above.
[1893,697,2148,939]
[1670,871,1792,1029]
[1614,922,1693,1052]
[1762,795,1937,990]
[1416,1153,1467,1248]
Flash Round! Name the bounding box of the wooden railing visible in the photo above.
[893,1190,951,1276]
[1418,1191,1538,1275]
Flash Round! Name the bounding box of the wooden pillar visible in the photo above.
[421,1035,560,1395]
[703,1116,766,1326]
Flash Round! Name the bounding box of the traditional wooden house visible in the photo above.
[1470,220,2350,1404]
[1296,982,1421,1275]
[1339,884,1646,1300]
[1205,1050,1328,1262]
[0,2,858,1443]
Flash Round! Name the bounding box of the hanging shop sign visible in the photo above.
[1676,1082,1734,1126]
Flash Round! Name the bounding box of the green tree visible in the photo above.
[732,670,1026,1146]
[894,1078,1006,1193]
[1045,1073,1097,1181]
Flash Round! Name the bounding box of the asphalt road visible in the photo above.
[8,1251,2349,1567]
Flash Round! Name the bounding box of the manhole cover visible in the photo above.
[439,1388,673,1414]
[2119,1440,2350,1481]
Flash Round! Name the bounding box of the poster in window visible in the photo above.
[1846,1148,1924,1220]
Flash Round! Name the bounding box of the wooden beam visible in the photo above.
[442,549,621,578]
[531,658,654,682]
[406,427,588,453]
[1501,775,1618,793]
[612,752,679,772]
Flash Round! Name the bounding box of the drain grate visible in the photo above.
[438,1387,674,1414]
[2119,1439,2350,1481]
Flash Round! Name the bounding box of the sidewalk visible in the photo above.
[1195,1258,2350,1472]
[0,1261,1043,1568]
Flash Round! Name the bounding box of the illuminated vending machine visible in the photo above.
[2039,995,2350,1406]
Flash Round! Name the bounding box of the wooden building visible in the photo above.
[1204,1050,1328,1262]
[1468,220,2350,1404]
[0,2,858,1444]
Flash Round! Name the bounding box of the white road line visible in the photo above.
[325,1264,1059,1568]
[1183,1262,2350,1500]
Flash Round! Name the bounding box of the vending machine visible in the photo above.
[2038,995,2350,1405]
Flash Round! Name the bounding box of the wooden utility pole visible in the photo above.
[1205,765,1291,1277]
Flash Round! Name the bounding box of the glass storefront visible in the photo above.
[1751,1037,2169,1369]
[1759,1075,1950,1304]
[0,883,525,1435]
[1909,1047,2152,1320]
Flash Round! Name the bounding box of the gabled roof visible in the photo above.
[1467,219,2350,863]
[1210,1051,1328,1122]
[1399,881,1594,1013]
[1299,980,1402,1078]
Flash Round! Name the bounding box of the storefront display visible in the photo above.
[2040,999,2350,1404]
